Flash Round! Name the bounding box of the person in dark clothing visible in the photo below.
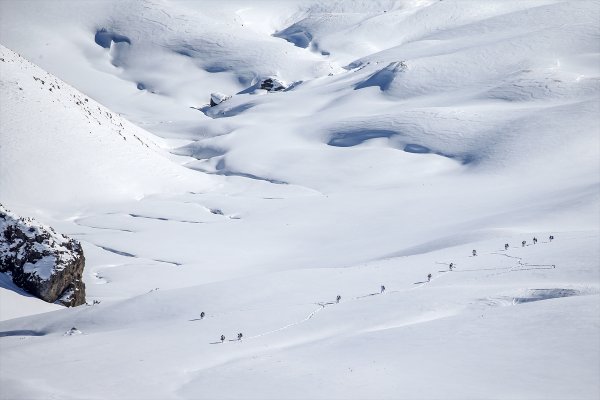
[200,312,205,319]
[522,240,526,247]
[237,333,243,341]
[472,249,477,256]
[449,263,454,271]
[504,243,509,250]
[549,235,554,241]
[533,237,538,244]
[336,295,341,303]
[220,335,225,343]
[380,285,386,294]
[427,273,432,282]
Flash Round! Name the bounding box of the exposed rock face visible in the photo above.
[0,204,85,306]
[259,77,287,92]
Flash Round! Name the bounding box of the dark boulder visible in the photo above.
[0,204,86,306]
[259,77,287,92]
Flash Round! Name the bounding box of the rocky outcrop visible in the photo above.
[206,78,286,110]
[259,77,287,92]
[0,204,85,306]
[210,92,231,107]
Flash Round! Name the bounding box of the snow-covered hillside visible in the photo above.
[0,0,599,399]
[0,45,213,210]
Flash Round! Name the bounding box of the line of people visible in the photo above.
[219,333,243,343]
[473,234,555,256]
[206,286,389,343]
[429,235,556,283]
[196,312,243,343]
[208,235,557,343]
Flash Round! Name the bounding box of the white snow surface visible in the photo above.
[0,273,61,322]
[0,0,599,399]
[0,45,214,210]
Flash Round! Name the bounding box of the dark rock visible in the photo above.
[236,77,294,96]
[259,77,287,92]
[0,204,86,306]
[209,92,231,107]
[64,326,82,336]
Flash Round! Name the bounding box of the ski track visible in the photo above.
[206,241,559,344]
[246,302,326,340]
[72,218,135,233]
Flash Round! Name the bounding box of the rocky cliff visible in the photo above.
[0,204,85,306]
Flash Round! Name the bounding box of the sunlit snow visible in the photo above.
[0,0,598,399]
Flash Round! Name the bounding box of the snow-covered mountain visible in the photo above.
[0,1,598,399]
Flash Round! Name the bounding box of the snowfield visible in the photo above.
[0,0,599,399]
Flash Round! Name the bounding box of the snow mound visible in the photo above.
[210,92,231,107]
[355,61,407,91]
[63,327,82,336]
[273,25,313,49]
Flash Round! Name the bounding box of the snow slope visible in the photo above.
[0,45,213,319]
[0,45,214,210]
[1,234,598,399]
[0,0,599,399]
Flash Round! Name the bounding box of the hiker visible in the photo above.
[380,285,386,294]
[549,235,554,241]
[336,295,341,304]
[472,249,477,257]
[200,312,205,319]
[522,240,526,247]
[504,243,509,250]
[449,263,454,271]
[533,237,538,244]
[220,335,225,343]
[427,273,432,282]
[237,333,243,341]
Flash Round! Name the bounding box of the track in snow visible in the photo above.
[205,242,559,344]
